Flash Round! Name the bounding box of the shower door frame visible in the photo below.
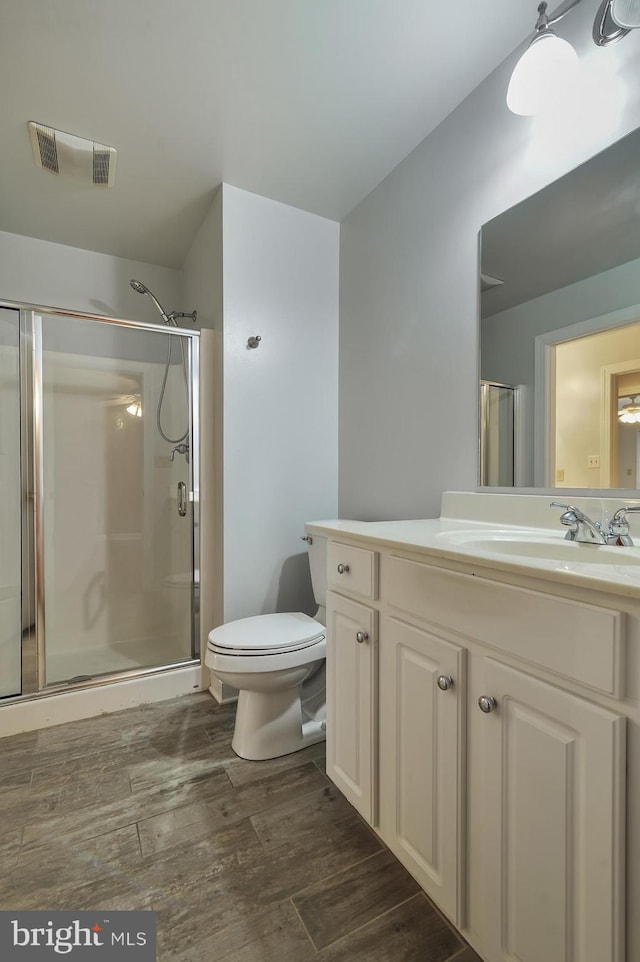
[3,299,201,701]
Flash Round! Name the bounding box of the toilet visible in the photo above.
[205,530,327,761]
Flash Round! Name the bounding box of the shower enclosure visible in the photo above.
[479,379,517,487]
[0,303,199,699]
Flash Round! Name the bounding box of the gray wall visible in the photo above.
[338,5,640,520]
[0,229,181,322]
[181,188,223,333]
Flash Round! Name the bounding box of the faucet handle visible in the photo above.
[611,506,640,525]
[550,502,594,523]
[550,502,606,544]
[550,501,580,522]
[609,506,640,544]
[550,502,580,538]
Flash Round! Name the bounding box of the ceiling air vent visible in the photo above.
[28,122,117,187]
[34,125,59,174]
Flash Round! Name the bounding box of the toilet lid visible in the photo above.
[208,612,325,654]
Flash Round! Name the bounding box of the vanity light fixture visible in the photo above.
[617,396,640,423]
[507,0,638,115]
[125,398,143,418]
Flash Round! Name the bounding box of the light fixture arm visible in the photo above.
[543,0,585,27]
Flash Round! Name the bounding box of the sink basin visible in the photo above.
[439,530,640,566]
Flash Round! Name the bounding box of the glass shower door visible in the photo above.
[479,380,516,487]
[0,308,22,697]
[36,312,197,687]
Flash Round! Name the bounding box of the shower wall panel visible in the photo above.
[0,308,21,697]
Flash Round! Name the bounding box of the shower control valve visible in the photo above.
[170,443,189,462]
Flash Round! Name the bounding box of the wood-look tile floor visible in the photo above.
[0,693,481,962]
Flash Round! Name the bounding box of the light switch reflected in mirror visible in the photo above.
[479,123,640,491]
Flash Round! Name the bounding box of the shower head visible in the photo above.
[129,279,197,326]
[129,278,171,324]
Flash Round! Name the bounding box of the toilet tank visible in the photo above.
[305,527,327,608]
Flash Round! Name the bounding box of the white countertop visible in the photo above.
[305,492,640,600]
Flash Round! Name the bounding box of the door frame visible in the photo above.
[534,304,640,487]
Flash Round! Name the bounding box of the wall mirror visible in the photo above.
[480,124,640,491]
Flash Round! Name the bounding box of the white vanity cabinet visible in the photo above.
[378,616,464,922]
[326,540,380,824]
[471,657,625,962]
[322,534,627,962]
[325,590,378,824]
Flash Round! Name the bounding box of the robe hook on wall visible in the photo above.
[247,335,262,349]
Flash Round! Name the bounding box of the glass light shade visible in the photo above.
[126,400,143,418]
[507,31,580,116]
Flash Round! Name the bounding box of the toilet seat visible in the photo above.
[208,612,324,657]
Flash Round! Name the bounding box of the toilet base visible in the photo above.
[232,685,326,761]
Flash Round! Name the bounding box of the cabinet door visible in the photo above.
[380,617,464,924]
[326,590,377,824]
[475,658,625,962]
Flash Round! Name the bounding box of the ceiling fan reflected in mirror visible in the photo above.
[617,395,640,423]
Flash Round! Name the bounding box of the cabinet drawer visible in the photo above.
[327,541,378,600]
[385,555,624,697]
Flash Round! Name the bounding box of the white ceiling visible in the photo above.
[0,0,534,268]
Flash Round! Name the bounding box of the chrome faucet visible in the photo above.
[550,502,640,546]
[550,503,607,544]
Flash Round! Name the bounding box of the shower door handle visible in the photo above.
[177,482,188,517]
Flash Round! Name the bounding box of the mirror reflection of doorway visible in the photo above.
[550,321,640,488]
[612,371,640,488]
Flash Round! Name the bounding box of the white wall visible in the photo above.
[338,5,640,520]
[222,185,339,622]
[0,229,181,322]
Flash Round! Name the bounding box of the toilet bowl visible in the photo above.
[205,529,328,761]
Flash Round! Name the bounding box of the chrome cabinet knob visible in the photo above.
[437,675,453,691]
[336,563,350,574]
[478,695,497,713]
[356,631,369,644]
